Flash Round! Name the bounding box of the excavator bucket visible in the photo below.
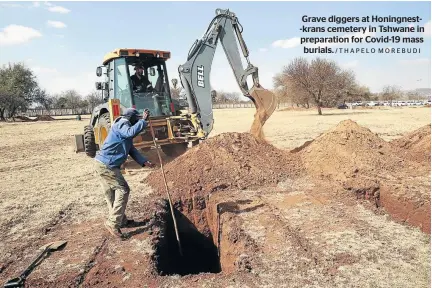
[248,86,277,140]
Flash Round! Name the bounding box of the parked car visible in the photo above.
[338,103,349,109]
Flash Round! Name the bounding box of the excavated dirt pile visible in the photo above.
[35,115,55,121]
[297,119,413,181]
[147,132,302,203]
[297,119,430,233]
[391,124,431,163]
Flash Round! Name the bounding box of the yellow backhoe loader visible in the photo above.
[74,8,276,157]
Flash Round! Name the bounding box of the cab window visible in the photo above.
[114,58,132,108]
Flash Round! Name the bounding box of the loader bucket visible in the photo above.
[248,86,277,140]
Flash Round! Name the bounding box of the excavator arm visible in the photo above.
[178,8,277,139]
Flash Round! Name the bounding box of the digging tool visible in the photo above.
[145,109,183,257]
[3,241,67,288]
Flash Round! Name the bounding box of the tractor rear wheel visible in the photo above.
[161,143,188,157]
[84,125,96,157]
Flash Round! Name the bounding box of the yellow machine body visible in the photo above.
[92,98,202,151]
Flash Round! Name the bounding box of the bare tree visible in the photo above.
[342,84,372,103]
[273,73,311,108]
[85,90,104,111]
[406,90,421,101]
[380,85,402,105]
[61,89,83,109]
[212,90,242,104]
[273,73,292,105]
[279,57,357,115]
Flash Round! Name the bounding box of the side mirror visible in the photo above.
[96,66,103,77]
[149,67,156,76]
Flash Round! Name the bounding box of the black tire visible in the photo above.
[84,125,96,157]
[161,143,188,157]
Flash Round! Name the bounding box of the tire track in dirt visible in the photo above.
[74,237,109,288]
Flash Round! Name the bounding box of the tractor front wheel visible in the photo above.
[84,125,96,157]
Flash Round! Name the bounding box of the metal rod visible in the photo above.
[147,116,183,257]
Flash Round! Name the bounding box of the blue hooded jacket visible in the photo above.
[95,109,148,169]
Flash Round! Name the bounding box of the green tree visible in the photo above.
[34,88,55,111]
[54,96,68,109]
[0,62,39,120]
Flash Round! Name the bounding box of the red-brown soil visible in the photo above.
[296,120,430,234]
[391,124,431,163]
[35,115,55,121]
[297,119,417,179]
[147,120,430,237]
[146,132,303,238]
[1,119,429,287]
[147,132,303,199]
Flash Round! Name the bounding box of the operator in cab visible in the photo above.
[130,64,153,92]
[93,108,156,239]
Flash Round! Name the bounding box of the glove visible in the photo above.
[143,109,150,121]
[144,161,155,168]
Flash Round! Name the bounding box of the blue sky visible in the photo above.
[0,1,430,96]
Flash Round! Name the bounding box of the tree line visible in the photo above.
[1,60,428,120]
[170,78,245,104]
[0,62,104,120]
[273,57,428,115]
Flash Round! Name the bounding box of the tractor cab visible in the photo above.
[96,48,175,119]
[77,48,201,159]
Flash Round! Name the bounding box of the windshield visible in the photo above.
[114,58,133,109]
[128,61,172,116]
[111,58,173,116]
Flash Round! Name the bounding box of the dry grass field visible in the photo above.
[0,106,430,287]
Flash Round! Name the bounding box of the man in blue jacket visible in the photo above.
[94,108,155,238]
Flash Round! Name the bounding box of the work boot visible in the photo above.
[121,216,148,228]
[104,221,123,238]
[121,215,131,228]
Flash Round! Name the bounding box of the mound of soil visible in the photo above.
[391,124,431,163]
[147,132,301,199]
[297,119,430,233]
[146,132,302,237]
[35,115,55,121]
[297,119,413,181]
